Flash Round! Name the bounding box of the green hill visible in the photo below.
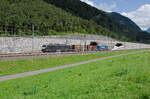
[0,0,150,43]
[0,0,115,37]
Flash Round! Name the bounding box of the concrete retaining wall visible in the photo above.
[0,35,150,54]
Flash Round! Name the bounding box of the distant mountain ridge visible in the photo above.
[147,27,150,33]
[45,0,150,43]
[107,12,141,32]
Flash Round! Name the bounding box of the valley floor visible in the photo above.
[0,50,150,98]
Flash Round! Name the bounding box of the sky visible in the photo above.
[80,0,150,30]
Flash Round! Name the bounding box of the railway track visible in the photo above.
[0,49,147,61]
[0,51,111,61]
[0,51,106,58]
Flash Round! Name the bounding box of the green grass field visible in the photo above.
[0,50,150,99]
[0,50,138,77]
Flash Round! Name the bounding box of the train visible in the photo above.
[42,44,73,52]
[41,43,111,53]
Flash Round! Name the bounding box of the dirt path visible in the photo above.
[0,52,137,82]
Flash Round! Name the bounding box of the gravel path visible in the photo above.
[0,52,136,82]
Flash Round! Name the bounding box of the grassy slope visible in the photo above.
[0,50,150,98]
[0,50,137,77]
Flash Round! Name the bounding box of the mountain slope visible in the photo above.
[45,0,150,43]
[107,12,141,32]
[147,27,150,33]
[0,0,150,43]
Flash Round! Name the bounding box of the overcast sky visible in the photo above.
[80,0,150,30]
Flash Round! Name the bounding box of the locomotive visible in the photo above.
[42,44,73,52]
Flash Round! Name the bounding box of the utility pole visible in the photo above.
[32,24,34,53]
[84,35,86,53]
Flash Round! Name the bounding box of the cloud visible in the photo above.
[80,0,94,6]
[80,0,116,12]
[96,3,116,12]
[122,4,150,30]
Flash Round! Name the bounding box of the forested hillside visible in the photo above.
[107,12,141,32]
[0,0,150,43]
[0,0,115,37]
[45,0,150,43]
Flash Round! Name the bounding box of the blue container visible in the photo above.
[97,45,108,50]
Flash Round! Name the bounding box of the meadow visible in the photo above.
[0,50,138,77]
[0,50,150,99]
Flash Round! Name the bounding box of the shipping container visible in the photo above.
[97,45,108,51]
